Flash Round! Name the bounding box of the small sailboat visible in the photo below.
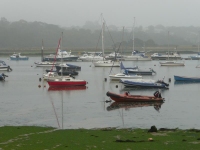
[189,32,200,60]
[93,15,120,67]
[123,18,151,61]
[47,33,87,87]
[160,31,184,66]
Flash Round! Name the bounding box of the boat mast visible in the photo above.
[101,14,105,60]
[61,32,63,77]
[132,17,135,54]
[167,31,169,60]
[41,39,44,62]
[198,31,200,53]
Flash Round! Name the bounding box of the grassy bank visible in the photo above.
[0,126,200,150]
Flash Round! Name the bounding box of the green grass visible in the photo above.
[0,126,200,150]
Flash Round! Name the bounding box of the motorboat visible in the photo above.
[78,52,103,61]
[0,61,12,71]
[47,77,87,87]
[174,75,200,82]
[189,52,200,60]
[160,61,185,66]
[55,63,81,71]
[123,50,151,61]
[35,61,57,67]
[105,52,124,61]
[46,69,78,76]
[43,49,79,61]
[10,53,29,60]
[120,78,169,89]
[0,73,8,81]
[151,52,182,60]
[43,72,71,80]
[106,91,164,102]
[107,101,164,112]
[109,73,142,80]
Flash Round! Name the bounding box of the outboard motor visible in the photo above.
[157,80,169,86]
[154,91,162,98]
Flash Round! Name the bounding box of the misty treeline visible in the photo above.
[0,17,200,50]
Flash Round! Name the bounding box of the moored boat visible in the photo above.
[35,61,57,67]
[43,72,70,80]
[160,61,185,66]
[109,72,142,80]
[174,75,200,81]
[120,78,169,89]
[0,61,12,71]
[10,53,29,60]
[47,77,87,87]
[106,91,164,102]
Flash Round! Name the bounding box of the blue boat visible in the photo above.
[174,75,200,81]
[120,79,169,89]
[189,52,200,60]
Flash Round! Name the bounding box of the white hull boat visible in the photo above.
[160,61,185,66]
[123,55,151,61]
[43,72,70,80]
[109,73,142,80]
[35,61,57,67]
[93,60,120,67]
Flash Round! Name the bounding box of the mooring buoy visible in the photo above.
[39,78,42,81]
[105,78,107,82]
[116,85,118,88]
[169,78,171,82]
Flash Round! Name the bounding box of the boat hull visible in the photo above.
[106,91,164,102]
[10,57,29,60]
[43,56,79,62]
[174,75,200,81]
[93,61,120,67]
[160,62,185,66]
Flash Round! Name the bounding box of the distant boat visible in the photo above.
[47,78,87,87]
[109,72,142,80]
[151,52,182,60]
[106,91,164,102]
[35,61,57,67]
[43,49,79,62]
[0,60,12,71]
[78,52,103,62]
[159,31,184,66]
[160,61,185,66]
[189,33,200,60]
[10,53,28,60]
[93,14,120,67]
[174,75,200,82]
[120,61,155,75]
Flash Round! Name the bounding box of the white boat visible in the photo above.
[0,60,12,71]
[43,72,70,80]
[35,61,57,67]
[93,15,120,67]
[10,53,29,60]
[105,52,124,61]
[43,49,79,61]
[160,61,185,66]
[151,52,182,60]
[159,31,184,66]
[109,73,142,80]
[78,52,103,61]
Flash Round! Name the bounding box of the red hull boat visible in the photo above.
[106,91,164,102]
[47,77,87,87]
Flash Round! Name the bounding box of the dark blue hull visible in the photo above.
[174,75,200,81]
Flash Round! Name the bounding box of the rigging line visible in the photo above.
[103,18,115,46]
[51,36,62,71]
[109,42,122,75]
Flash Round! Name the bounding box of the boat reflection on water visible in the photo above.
[107,101,164,112]
[48,86,87,91]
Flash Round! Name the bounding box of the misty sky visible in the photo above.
[1,0,200,27]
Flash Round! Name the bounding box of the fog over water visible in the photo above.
[1,0,200,27]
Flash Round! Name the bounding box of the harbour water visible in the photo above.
[0,55,200,129]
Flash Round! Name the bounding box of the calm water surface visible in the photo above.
[0,55,200,129]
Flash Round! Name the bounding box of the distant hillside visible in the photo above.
[0,17,199,50]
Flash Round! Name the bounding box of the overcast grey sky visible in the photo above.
[1,0,200,27]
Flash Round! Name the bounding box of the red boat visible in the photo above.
[106,91,164,102]
[47,77,87,87]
